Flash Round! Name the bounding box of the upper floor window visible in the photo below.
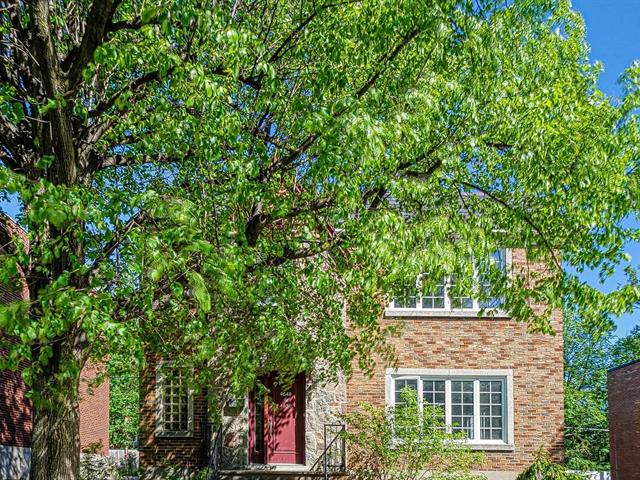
[390,248,508,313]
[156,363,194,436]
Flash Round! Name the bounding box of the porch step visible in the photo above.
[219,470,347,480]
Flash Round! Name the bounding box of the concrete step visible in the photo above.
[218,469,347,480]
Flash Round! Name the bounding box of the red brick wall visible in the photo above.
[0,275,32,448]
[1,221,33,449]
[1,216,110,453]
[608,360,640,480]
[0,339,32,448]
[347,249,564,473]
[79,362,110,454]
[139,354,209,470]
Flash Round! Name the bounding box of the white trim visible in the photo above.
[385,368,515,449]
[155,360,195,437]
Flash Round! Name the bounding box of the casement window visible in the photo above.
[390,248,509,314]
[156,363,194,436]
[387,369,514,448]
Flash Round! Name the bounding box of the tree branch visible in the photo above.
[62,0,117,91]
[458,180,562,270]
[92,150,191,171]
[355,27,421,99]
[88,210,147,278]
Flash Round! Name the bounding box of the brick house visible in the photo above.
[608,359,640,480]
[0,214,110,478]
[139,248,564,480]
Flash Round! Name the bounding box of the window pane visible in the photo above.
[160,367,190,433]
[479,249,506,309]
[395,378,417,405]
[451,380,474,439]
[450,277,473,310]
[394,291,417,308]
[480,380,503,441]
[422,380,446,423]
[421,283,445,310]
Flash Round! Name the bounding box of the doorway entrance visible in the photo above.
[249,373,305,465]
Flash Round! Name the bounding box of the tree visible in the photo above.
[0,1,638,479]
[107,353,139,449]
[611,325,640,366]
[563,310,613,469]
[564,311,640,469]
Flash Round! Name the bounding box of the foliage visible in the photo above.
[1,0,640,477]
[611,325,640,366]
[114,451,141,478]
[516,448,583,480]
[343,388,486,480]
[79,454,118,480]
[108,353,140,449]
[81,440,105,454]
[564,311,640,470]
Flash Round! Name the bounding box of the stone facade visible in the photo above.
[304,375,347,466]
[139,366,347,478]
[608,360,640,480]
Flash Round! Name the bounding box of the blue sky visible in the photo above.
[1,2,639,336]
[571,0,640,336]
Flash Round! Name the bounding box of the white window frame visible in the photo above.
[385,368,514,450]
[386,249,512,318]
[155,361,195,437]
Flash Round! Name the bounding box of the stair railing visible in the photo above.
[202,422,223,480]
[310,423,346,480]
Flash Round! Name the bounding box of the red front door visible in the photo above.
[250,373,305,465]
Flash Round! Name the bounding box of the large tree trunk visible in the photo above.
[30,388,81,480]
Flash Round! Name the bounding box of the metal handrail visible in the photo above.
[309,423,346,480]
[202,423,223,480]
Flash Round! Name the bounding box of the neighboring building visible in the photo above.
[608,359,640,480]
[140,248,564,480]
[0,214,110,479]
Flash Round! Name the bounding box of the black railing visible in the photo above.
[201,422,223,480]
[310,423,346,480]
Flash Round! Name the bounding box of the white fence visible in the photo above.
[571,471,611,480]
[108,449,139,469]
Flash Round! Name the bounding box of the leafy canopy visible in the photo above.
[0,0,639,403]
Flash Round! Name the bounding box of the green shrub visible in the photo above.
[343,388,486,480]
[516,448,584,480]
[80,453,118,480]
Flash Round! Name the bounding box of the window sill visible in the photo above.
[155,431,195,438]
[384,309,510,319]
[468,443,514,452]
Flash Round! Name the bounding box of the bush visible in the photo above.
[342,388,486,480]
[80,453,118,480]
[516,448,583,480]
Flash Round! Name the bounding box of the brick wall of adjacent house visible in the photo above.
[139,353,209,471]
[608,360,640,480]
[79,362,110,454]
[347,248,564,473]
[1,215,110,453]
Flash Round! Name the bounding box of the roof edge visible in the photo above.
[608,358,640,374]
